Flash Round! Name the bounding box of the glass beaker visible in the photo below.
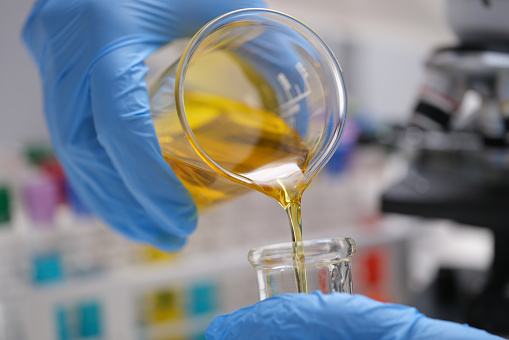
[150,8,347,209]
[248,238,356,300]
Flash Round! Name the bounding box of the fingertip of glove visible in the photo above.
[151,234,188,252]
[206,315,227,339]
[108,219,188,252]
[93,207,189,252]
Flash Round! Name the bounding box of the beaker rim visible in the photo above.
[174,8,348,189]
[248,237,356,268]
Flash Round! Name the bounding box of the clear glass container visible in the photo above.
[248,238,356,300]
[150,8,347,209]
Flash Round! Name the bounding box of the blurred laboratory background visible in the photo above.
[1,0,508,339]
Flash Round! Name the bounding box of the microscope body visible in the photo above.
[382,0,509,335]
[411,0,509,142]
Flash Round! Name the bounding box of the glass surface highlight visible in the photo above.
[248,238,356,300]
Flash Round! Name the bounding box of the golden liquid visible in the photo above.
[155,91,309,292]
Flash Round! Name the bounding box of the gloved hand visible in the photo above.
[23,0,265,250]
[206,292,504,340]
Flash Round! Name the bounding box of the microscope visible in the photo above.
[381,0,509,335]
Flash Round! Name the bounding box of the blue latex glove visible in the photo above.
[23,0,265,250]
[206,292,504,340]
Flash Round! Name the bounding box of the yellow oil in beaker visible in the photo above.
[155,91,309,208]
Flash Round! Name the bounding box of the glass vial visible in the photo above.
[248,237,356,300]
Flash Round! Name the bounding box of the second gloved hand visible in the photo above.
[206,292,504,340]
[23,0,265,250]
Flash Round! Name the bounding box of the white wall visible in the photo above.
[0,0,456,148]
[0,0,47,148]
